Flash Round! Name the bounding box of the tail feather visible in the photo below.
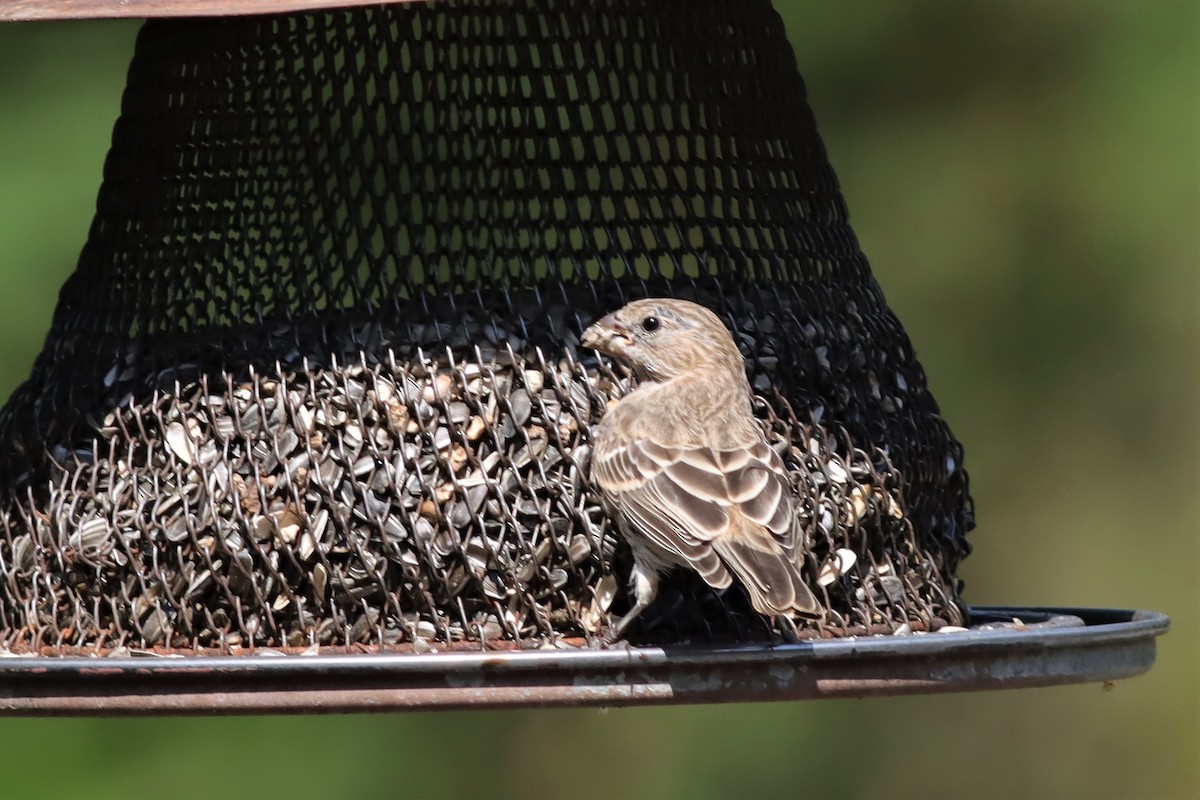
[711,536,818,616]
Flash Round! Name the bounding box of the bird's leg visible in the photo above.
[602,560,659,645]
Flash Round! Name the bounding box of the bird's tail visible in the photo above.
[711,528,819,617]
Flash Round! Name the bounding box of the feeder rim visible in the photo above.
[0,605,1169,715]
[2,0,425,23]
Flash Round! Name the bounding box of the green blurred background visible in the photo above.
[0,2,1195,798]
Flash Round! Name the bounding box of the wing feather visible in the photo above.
[592,408,815,614]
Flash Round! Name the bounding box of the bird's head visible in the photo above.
[580,298,746,383]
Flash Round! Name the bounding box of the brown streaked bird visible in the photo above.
[581,298,818,640]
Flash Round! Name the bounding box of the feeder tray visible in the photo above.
[0,0,1166,712]
[0,607,1169,715]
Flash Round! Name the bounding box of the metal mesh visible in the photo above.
[0,0,973,653]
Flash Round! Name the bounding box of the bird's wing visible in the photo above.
[676,440,817,615]
[592,419,809,610]
[712,442,794,538]
[592,431,732,588]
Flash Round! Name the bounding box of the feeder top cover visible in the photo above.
[3,0,420,22]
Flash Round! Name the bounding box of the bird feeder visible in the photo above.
[0,0,1166,714]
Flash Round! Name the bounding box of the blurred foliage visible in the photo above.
[0,3,1195,798]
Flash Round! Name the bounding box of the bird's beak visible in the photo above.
[580,315,632,356]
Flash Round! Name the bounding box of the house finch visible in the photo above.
[581,298,818,640]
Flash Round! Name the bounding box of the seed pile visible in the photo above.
[0,307,963,653]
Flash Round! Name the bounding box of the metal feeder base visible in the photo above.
[0,606,1167,715]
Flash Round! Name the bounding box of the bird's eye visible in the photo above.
[641,316,661,333]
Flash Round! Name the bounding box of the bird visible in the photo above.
[581,298,818,641]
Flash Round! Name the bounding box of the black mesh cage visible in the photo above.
[0,0,973,653]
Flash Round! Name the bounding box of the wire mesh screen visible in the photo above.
[0,0,973,654]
